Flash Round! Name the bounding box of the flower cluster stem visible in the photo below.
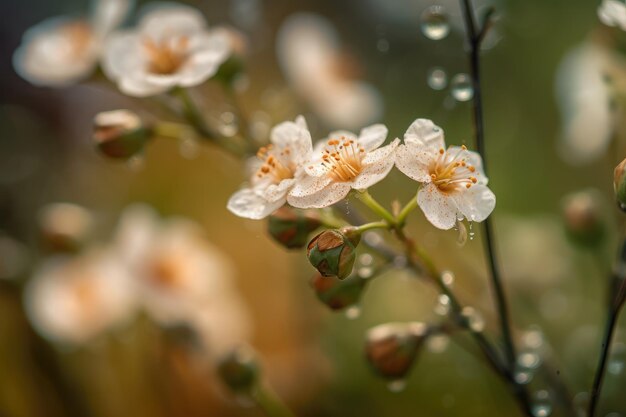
[459,0,518,373]
[588,305,620,417]
[355,190,396,225]
[252,384,296,417]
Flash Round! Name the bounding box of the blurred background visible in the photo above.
[1,0,625,416]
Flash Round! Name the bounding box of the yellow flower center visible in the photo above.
[320,137,366,182]
[255,145,295,184]
[429,145,478,193]
[143,36,189,75]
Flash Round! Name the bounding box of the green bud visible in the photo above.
[365,322,429,379]
[310,272,367,311]
[93,110,150,159]
[267,207,321,249]
[562,189,606,247]
[307,227,360,279]
[614,158,626,212]
[216,346,259,393]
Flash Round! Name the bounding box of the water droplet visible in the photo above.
[522,327,545,350]
[468,222,475,240]
[358,267,374,279]
[344,199,350,215]
[517,351,542,370]
[441,271,455,287]
[387,379,406,393]
[377,38,390,53]
[456,220,468,246]
[219,112,239,137]
[363,232,382,246]
[514,371,533,385]
[532,390,552,417]
[435,294,451,316]
[345,306,361,320]
[461,306,485,332]
[359,253,373,266]
[179,136,199,159]
[427,67,447,90]
[450,74,474,102]
[420,6,450,41]
[427,334,450,353]
[608,342,625,375]
[127,155,145,171]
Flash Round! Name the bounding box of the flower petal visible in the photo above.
[351,156,395,190]
[288,182,351,209]
[92,0,133,37]
[270,116,313,164]
[289,175,332,197]
[263,178,296,203]
[362,138,399,165]
[227,188,284,219]
[139,3,206,39]
[358,124,388,152]
[395,143,436,183]
[452,184,496,223]
[404,118,445,149]
[417,183,459,230]
[177,31,230,87]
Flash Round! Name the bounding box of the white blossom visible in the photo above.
[13,0,131,86]
[276,13,383,130]
[395,119,495,230]
[288,124,399,208]
[102,3,230,97]
[598,0,626,30]
[24,249,136,345]
[228,116,313,219]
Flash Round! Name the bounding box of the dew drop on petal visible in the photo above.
[427,67,448,90]
[450,73,474,102]
[345,305,361,320]
[420,5,450,40]
[387,379,406,393]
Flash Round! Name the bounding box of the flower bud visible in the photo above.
[267,207,321,249]
[310,272,367,311]
[216,346,259,393]
[365,322,429,379]
[38,203,93,252]
[562,190,606,247]
[93,110,150,159]
[307,227,360,279]
[614,158,626,211]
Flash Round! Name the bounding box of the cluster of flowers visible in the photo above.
[13,0,233,97]
[26,203,250,356]
[228,117,496,231]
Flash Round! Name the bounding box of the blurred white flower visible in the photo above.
[598,0,626,29]
[13,0,132,86]
[102,3,230,97]
[395,119,495,230]
[288,125,398,208]
[24,249,136,345]
[555,42,618,164]
[276,13,383,130]
[115,205,251,347]
[38,202,94,249]
[228,116,313,219]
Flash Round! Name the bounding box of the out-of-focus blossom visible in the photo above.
[555,42,620,164]
[114,205,251,354]
[276,13,383,130]
[102,3,230,97]
[24,249,136,345]
[38,203,94,251]
[228,116,313,219]
[598,0,626,30]
[395,119,495,230]
[13,0,132,86]
[288,125,398,208]
[562,189,607,247]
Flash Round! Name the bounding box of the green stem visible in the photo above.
[354,221,389,234]
[396,193,419,226]
[252,384,296,417]
[355,190,396,225]
[153,121,196,141]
